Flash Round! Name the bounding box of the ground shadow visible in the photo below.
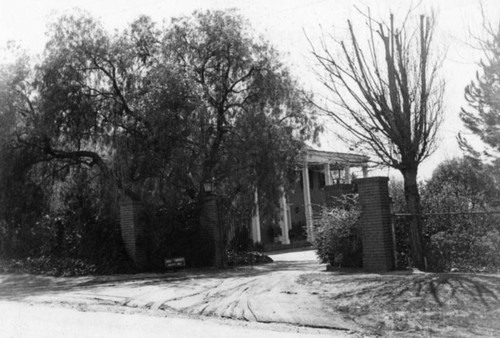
[311,272,500,311]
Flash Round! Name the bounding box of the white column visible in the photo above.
[278,188,290,245]
[324,163,333,186]
[362,165,368,178]
[344,165,351,183]
[302,165,314,242]
[251,188,261,243]
[287,204,292,230]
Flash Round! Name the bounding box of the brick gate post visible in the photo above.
[119,199,148,269]
[355,177,394,272]
[201,194,224,268]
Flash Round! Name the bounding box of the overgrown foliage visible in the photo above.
[391,158,500,272]
[313,194,362,268]
[0,256,99,276]
[0,9,318,273]
[226,251,272,266]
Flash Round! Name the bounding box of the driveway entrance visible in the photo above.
[0,249,359,333]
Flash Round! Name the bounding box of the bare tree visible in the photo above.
[310,11,444,270]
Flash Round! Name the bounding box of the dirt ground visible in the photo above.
[1,249,499,337]
[298,270,500,337]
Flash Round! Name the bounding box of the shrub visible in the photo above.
[390,158,500,272]
[226,251,273,266]
[392,194,500,272]
[391,216,412,268]
[0,256,98,276]
[424,214,500,272]
[289,221,307,241]
[227,223,254,253]
[313,194,362,268]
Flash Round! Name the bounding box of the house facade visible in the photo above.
[251,148,369,246]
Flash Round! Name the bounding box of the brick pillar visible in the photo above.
[201,194,224,268]
[355,177,394,272]
[120,199,147,269]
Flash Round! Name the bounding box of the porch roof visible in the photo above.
[302,148,369,167]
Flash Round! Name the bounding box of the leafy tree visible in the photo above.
[25,10,317,200]
[425,157,499,209]
[0,48,48,258]
[310,12,443,270]
[460,21,500,159]
[163,10,319,194]
[423,158,500,271]
[0,10,318,267]
[0,46,29,142]
[159,10,319,235]
[30,13,196,195]
[391,158,500,271]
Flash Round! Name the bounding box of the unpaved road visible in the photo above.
[1,249,500,337]
[0,251,357,331]
[0,250,359,337]
[0,300,342,338]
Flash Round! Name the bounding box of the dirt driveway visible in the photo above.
[0,250,357,333]
[1,249,499,337]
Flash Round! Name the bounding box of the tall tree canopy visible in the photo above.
[0,9,319,263]
[310,12,444,270]
[8,10,317,199]
[162,10,319,197]
[460,21,500,160]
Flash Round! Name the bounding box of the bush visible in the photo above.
[0,256,98,276]
[289,221,307,241]
[226,251,273,266]
[392,216,412,268]
[390,158,500,272]
[227,223,254,253]
[424,214,500,272]
[313,194,362,268]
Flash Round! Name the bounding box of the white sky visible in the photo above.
[1,0,499,180]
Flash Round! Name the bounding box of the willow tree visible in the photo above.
[311,12,444,270]
[0,10,319,261]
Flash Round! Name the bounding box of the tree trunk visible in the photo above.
[401,167,427,270]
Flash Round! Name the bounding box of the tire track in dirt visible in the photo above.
[157,269,359,331]
[163,275,262,321]
[4,252,360,332]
